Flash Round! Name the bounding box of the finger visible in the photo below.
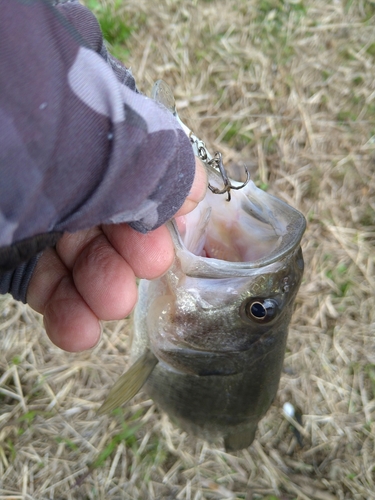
[27,248,101,352]
[43,275,102,352]
[103,223,175,280]
[56,230,139,320]
[175,157,207,217]
[72,233,138,320]
[55,227,101,270]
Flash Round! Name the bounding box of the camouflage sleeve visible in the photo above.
[0,0,195,301]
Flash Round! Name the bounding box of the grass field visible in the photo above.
[1,0,375,498]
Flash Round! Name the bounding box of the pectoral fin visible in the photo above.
[224,425,257,452]
[98,349,158,415]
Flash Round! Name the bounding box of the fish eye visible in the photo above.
[241,298,279,324]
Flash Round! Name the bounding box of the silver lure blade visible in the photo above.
[151,80,177,115]
[151,80,194,138]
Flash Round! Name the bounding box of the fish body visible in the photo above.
[130,166,305,451]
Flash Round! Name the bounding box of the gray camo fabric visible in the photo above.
[0,0,195,301]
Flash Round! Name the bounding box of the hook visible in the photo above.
[208,152,250,202]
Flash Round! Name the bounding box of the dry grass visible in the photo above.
[1,0,375,498]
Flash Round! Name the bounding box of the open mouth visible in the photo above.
[170,168,306,273]
[174,175,283,264]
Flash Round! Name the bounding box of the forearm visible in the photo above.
[0,0,195,299]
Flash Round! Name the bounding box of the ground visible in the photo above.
[1,0,375,498]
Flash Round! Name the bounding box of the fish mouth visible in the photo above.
[170,165,306,278]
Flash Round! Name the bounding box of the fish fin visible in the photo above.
[98,349,158,415]
[224,426,257,452]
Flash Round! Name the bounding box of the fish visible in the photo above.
[99,83,306,452]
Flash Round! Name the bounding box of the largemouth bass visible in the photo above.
[99,83,306,451]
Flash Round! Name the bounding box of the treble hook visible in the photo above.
[208,152,250,202]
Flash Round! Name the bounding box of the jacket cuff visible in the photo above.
[0,255,40,303]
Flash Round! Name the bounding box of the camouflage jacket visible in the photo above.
[0,0,195,301]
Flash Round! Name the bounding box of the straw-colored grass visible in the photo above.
[1,0,375,498]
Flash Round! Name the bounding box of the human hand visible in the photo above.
[27,158,207,352]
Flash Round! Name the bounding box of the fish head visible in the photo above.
[145,166,306,376]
